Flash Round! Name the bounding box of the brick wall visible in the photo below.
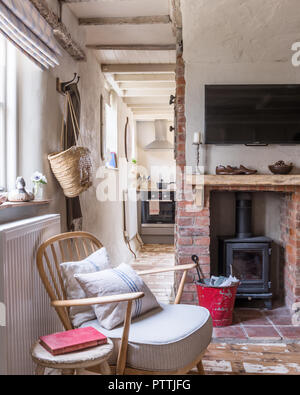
[175,51,211,304]
[174,48,300,310]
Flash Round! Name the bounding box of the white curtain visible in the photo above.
[0,0,61,69]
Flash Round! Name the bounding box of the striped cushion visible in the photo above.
[60,247,111,328]
[81,304,213,372]
[75,263,160,330]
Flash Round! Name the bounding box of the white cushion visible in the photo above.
[75,263,160,330]
[60,247,111,327]
[80,303,213,372]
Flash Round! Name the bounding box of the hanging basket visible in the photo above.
[48,93,92,198]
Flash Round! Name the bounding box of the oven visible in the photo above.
[141,191,175,225]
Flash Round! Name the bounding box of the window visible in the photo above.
[0,36,6,190]
[105,91,118,157]
[0,36,17,192]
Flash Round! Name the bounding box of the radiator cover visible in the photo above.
[0,214,62,375]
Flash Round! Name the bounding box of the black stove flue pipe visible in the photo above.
[235,192,253,239]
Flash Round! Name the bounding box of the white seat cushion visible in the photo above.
[80,303,212,372]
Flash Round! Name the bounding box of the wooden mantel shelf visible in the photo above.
[186,174,300,187]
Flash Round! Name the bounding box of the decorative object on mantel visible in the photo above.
[193,132,202,167]
[31,171,47,201]
[48,92,92,198]
[7,177,34,202]
[0,193,7,205]
[216,165,257,175]
[269,160,293,175]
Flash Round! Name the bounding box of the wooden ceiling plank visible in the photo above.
[29,0,86,61]
[118,81,176,89]
[87,44,176,51]
[123,89,174,97]
[79,15,171,26]
[114,74,175,82]
[102,64,176,74]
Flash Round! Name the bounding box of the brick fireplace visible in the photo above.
[174,52,300,312]
[175,175,300,311]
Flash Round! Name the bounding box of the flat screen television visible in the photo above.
[205,84,300,144]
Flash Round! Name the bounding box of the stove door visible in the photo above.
[225,243,270,294]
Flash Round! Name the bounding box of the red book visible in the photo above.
[39,327,107,356]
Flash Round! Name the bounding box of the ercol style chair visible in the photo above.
[36,231,212,375]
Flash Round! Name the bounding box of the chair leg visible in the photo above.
[197,360,205,375]
[99,361,111,375]
[35,365,45,375]
[61,369,75,375]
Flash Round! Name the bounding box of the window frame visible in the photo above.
[0,35,7,190]
[105,91,118,157]
[0,36,17,192]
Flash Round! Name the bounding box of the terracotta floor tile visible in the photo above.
[277,326,300,340]
[268,315,293,326]
[243,325,282,340]
[235,308,264,319]
[213,325,247,339]
[239,316,271,326]
[264,307,291,317]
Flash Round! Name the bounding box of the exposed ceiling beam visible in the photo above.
[63,0,139,2]
[132,109,173,114]
[114,74,175,82]
[29,0,86,61]
[102,64,176,74]
[79,15,171,26]
[118,82,175,90]
[124,97,170,105]
[127,103,172,109]
[87,44,176,51]
[123,89,174,97]
[134,114,173,121]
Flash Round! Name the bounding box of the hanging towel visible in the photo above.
[149,200,160,216]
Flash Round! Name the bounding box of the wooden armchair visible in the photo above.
[36,231,212,375]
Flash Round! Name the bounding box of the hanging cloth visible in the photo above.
[65,83,83,232]
[0,0,61,69]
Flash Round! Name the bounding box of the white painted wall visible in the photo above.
[6,0,138,264]
[181,0,300,173]
[136,121,176,183]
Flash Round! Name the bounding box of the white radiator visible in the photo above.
[0,214,63,375]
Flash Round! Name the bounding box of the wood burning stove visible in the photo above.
[218,193,273,309]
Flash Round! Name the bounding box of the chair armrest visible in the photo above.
[137,263,196,276]
[51,292,144,308]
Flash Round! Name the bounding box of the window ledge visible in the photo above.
[0,200,49,211]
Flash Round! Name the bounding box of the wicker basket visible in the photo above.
[48,93,92,198]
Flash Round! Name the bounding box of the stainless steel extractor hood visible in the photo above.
[144,120,174,150]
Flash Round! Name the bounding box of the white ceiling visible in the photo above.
[66,0,176,121]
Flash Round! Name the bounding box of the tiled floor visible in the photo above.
[130,244,300,344]
[213,306,300,343]
[199,342,300,375]
[131,244,175,304]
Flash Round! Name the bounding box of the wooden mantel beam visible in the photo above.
[87,44,176,51]
[29,0,86,61]
[79,15,171,26]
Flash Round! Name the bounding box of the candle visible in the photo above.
[193,132,201,144]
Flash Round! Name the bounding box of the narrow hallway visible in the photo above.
[130,244,175,304]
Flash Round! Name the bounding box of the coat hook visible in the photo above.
[56,73,80,95]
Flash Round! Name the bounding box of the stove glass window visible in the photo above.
[231,250,263,281]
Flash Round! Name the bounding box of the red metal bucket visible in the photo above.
[196,282,239,327]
